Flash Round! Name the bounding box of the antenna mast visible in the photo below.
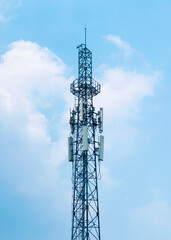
[85,26,87,47]
[68,31,104,240]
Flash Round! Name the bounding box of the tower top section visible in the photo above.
[70,40,101,98]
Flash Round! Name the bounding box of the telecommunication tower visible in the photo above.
[68,29,104,240]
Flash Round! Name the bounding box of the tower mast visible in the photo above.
[68,31,104,240]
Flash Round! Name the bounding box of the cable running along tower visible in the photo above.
[68,30,104,240]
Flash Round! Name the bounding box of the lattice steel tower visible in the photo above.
[68,30,104,240]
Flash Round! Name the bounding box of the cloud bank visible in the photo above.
[0,40,73,203]
[0,37,162,239]
[0,38,161,195]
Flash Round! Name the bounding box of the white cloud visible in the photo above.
[95,67,161,121]
[94,37,162,162]
[0,40,71,200]
[95,66,160,154]
[105,34,132,56]
[0,0,22,22]
[49,129,68,167]
[27,112,50,143]
[0,40,68,141]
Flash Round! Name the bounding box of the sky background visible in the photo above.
[0,0,171,239]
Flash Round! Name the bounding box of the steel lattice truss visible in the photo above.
[69,43,103,240]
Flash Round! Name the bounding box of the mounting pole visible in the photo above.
[85,26,87,47]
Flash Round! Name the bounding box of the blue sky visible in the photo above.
[0,0,171,239]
